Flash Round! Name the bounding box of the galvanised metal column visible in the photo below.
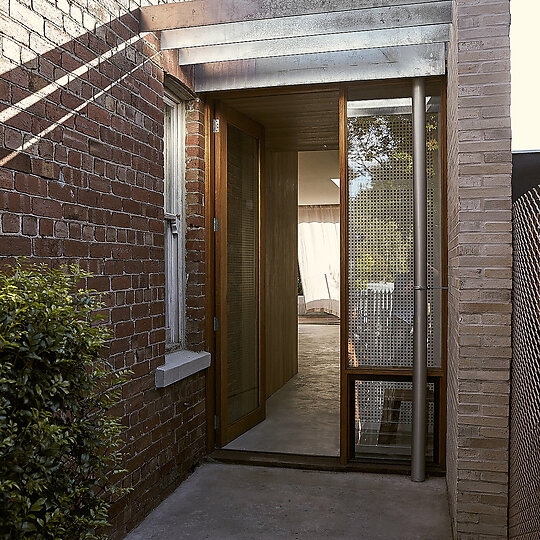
[412,77,427,482]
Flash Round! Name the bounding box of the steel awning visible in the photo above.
[140,0,451,92]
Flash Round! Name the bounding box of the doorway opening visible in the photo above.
[216,89,342,457]
[207,80,447,469]
[225,146,342,457]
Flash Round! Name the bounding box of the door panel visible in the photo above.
[226,124,260,425]
[215,104,265,445]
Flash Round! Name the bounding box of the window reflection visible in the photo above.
[347,94,442,370]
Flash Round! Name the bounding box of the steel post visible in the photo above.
[412,77,427,482]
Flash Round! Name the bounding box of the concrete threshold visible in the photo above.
[125,463,452,540]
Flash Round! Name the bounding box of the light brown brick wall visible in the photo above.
[446,1,512,537]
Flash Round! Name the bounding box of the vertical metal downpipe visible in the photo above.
[412,78,427,482]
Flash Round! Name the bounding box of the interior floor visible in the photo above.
[225,323,340,456]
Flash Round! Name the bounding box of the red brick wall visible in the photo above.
[184,99,206,352]
[0,3,208,538]
[446,1,512,537]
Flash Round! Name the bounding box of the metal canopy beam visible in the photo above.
[160,2,451,49]
[167,24,449,64]
[140,0,451,33]
[194,43,446,93]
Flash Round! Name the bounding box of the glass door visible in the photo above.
[214,104,265,446]
[341,82,445,465]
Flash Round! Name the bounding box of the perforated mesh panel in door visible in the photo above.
[347,111,442,369]
[353,379,436,460]
[226,124,259,425]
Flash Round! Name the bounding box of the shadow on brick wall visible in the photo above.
[0,11,206,539]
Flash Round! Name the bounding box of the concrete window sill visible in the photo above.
[155,350,211,388]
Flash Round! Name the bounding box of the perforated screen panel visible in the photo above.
[345,92,443,464]
[510,187,540,537]
[226,124,259,425]
[347,103,442,369]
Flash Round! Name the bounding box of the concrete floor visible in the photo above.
[225,324,340,456]
[125,463,452,540]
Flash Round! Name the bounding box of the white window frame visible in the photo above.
[163,92,186,350]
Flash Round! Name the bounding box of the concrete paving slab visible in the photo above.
[125,463,452,540]
[226,324,340,456]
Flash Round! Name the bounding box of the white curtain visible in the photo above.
[298,205,340,316]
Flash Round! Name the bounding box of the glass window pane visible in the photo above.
[347,97,414,369]
[163,99,185,347]
[353,379,437,462]
[426,96,443,370]
[347,93,443,369]
[164,104,175,215]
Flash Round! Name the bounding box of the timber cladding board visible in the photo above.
[264,151,299,397]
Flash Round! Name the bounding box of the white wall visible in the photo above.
[511,1,540,151]
[298,150,339,205]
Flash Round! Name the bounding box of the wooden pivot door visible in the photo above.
[214,103,265,446]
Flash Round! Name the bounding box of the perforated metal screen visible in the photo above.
[345,93,443,463]
[510,187,540,537]
[347,109,442,369]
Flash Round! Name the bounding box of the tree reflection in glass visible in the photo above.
[347,100,441,369]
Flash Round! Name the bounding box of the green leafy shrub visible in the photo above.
[0,263,129,539]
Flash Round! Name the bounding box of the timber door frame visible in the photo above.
[204,78,447,471]
[339,79,448,469]
[212,101,266,447]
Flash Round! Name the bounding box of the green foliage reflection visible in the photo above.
[347,113,439,289]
